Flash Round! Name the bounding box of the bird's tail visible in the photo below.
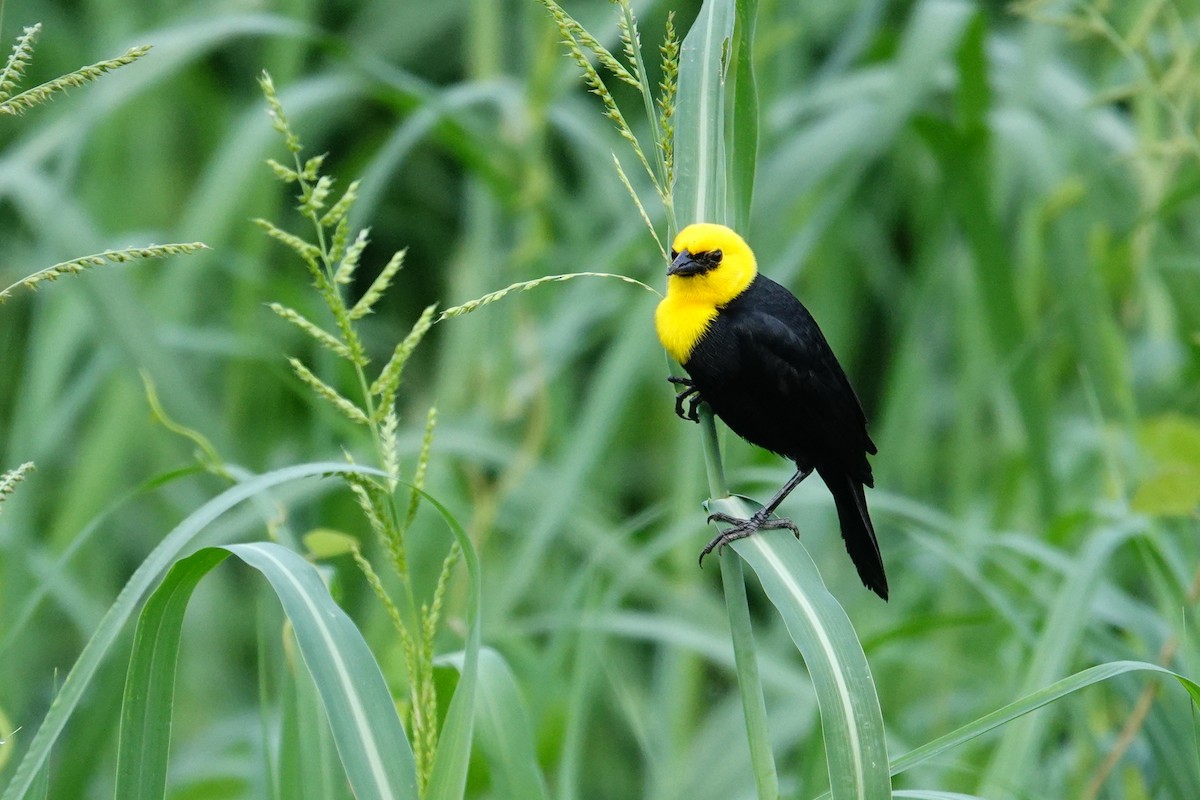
[819,467,888,601]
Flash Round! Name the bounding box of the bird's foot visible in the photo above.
[667,376,703,423]
[699,511,800,566]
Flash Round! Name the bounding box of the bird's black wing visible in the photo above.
[727,287,876,483]
[730,283,887,598]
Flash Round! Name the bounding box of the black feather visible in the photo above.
[682,274,887,599]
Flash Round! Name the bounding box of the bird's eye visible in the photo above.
[707,249,722,263]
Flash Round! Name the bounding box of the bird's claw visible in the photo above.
[667,376,703,423]
[698,512,800,566]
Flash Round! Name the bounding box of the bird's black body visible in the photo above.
[682,274,888,599]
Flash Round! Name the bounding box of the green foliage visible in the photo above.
[0,17,206,539]
[3,1,1200,800]
[256,72,455,792]
[116,543,420,800]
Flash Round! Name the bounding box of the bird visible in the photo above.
[654,222,887,600]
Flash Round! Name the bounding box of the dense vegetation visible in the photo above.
[2,0,1198,798]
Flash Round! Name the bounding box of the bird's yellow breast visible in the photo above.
[655,223,758,363]
[655,296,718,364]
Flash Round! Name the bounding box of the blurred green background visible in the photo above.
[2,0,1199,797]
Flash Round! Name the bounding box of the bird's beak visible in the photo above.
[668,249,703,277]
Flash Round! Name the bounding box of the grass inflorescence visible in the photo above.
[257,71,452,791]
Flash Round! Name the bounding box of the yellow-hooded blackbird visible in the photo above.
[655,223,887,600]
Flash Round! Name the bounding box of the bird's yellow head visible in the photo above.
[665,223,758,306]
[655,223,758,363]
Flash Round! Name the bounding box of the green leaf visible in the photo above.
[717,510,891,800]
[229,543,418,799]
[674,0,735,226]
[718,549,779,799]
[979,524,1140,795]
[1133,414,1200,515]
[1132,464,1200,516]
[886,661,1200,779]
[115,548,229,799]
[0,462,385,800]
[115,543,417,800]
[304,528,360,559]
[279,633,350,800]
[729,0,759,231]
[421,490,483,800]
[439,647,550,800]
[1140,413,1200,464]
[0,704,17,773]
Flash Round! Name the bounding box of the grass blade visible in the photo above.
[226,542,418,800]
[729,0,759,231]
[0,462,383,800]
[421,489,483,800]
[114,548,229,799]
[674,0,735,226]
[718,553,779,799]
[717,512,891,800]
[116,542,417,800]
[439,647,550,800]
[888,661,1200,779]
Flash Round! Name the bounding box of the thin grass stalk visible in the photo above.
[701,389,778,800]
[681,0,778,793]
[719,544,781,800]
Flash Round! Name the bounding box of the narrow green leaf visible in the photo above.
[0,705,18,773]
[227,542,418,800]
[674,0,735,226]
[115,548,229,799]
[888,661,1200,779]
[421,490,483,800]
[439,648,550,800]
[979,524,1140,795]
[115,543,418,800]
[279,636,349,800]
[729,0,759,231]
[718,551,779,799]
[0,462,385,800]
[719,512,892,800]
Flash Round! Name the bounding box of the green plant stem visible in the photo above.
[719,554,780,799]
[699,408,728,497]
[699,406,780,800]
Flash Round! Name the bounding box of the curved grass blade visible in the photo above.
[116,542,417,800]
[227,542,418,800]
[438,647,549,800]
[420,489,483,800]
[115,548,228,799]
[0,462,383,800]
[713,501,891,800]
[887,660,1200,779]
[979,522,1142,795]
